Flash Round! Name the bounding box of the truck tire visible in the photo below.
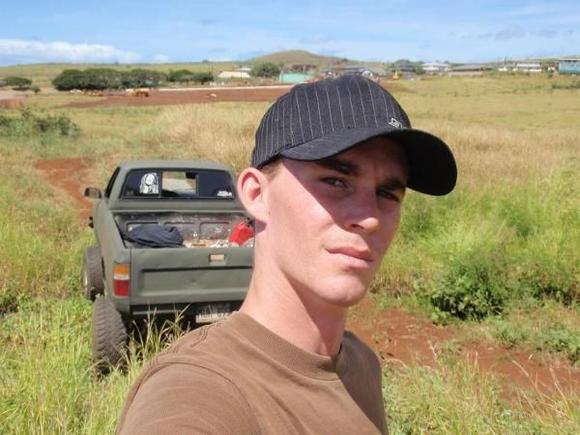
[92,298,128,375]
[82,246,104,301]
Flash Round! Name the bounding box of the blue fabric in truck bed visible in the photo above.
[123,224,183,248]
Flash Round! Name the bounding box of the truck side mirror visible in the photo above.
[84,187,102,199]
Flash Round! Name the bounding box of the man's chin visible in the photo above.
[316,279,370,308]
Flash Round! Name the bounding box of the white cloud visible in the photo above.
[151,54,170,63]
[0,39,141,64]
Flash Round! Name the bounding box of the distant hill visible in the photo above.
[247,50,348,67]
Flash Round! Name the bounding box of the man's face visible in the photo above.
[262,136,408,308]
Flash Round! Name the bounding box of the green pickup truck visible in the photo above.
[82,160,253,373]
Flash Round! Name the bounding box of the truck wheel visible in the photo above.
[92,298,128,375]
[82,246,104,301]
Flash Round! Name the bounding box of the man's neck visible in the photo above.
[240,269,348,357]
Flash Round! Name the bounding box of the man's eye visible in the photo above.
[377,189,400,201]
[322,177,347,188]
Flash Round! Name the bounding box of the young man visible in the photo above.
[117,75,456,434]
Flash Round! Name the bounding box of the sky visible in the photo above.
[0,1,578,66]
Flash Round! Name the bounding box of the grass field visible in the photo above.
[0,74,579,434]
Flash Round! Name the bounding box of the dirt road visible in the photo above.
[65,86,293,108]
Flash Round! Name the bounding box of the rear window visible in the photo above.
[121,169,235,199]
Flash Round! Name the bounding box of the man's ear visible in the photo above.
[237,167,270,224]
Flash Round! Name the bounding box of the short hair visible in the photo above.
[258,157,282,179]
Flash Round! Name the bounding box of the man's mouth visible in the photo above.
[326,247,374,268]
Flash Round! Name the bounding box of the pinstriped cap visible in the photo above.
[252,75,457,196]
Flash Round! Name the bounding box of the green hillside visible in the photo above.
[247,50,347,67]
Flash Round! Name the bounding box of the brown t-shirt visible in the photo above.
[117,312,386,434]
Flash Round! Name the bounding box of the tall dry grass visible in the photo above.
[152,102,267,172]
[422,121,579,188]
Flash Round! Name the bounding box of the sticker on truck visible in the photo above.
[195,303,233,323]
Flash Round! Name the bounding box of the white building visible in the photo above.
[217,71,251,79]
[513,62,542,73]
[421,62,451,75]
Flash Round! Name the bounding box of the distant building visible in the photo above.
[558,57,580,74]
[391,60,416,73]
[448,63,493,76]
[513,62,542,73]
[288,64,317,73]
[217,66,254,79]
[422,62,451,75]
[279,72,313,84]
[370,67,388,77]
[497,63,515,72]
[334,65,380,80]
[217,71,251,79]
[319,69,336,79]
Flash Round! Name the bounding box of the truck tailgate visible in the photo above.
[129,247,252,305]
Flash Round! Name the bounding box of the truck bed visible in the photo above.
[114,212,250,248]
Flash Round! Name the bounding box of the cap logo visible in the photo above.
[388,117,402,129]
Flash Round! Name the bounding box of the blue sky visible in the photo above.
[0,1,578,65]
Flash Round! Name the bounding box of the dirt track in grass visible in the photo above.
[35,157,92,223]
[348,296,580,398]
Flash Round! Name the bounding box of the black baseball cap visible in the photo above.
[251,75,457,196]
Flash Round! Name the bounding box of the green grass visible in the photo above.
[0,74,578,433]
[0,297,179,434]
[384,358,580,434]
[484,300,580,365]
[0,144,90,312]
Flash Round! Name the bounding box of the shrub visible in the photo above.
[53,68,167,91]
[81,68,122,90]
[191,72,213,84]
[251,62,281,78]
[121,69,166,88]
[0,109,80,137]
[423,251,507,322]
[538,324,580,364]
[168,69,194,83]
[4,76,32,90]
[52,69,86,91]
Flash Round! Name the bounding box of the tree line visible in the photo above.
[52,68,214,91]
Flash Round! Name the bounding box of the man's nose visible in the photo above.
[344,189,380,234]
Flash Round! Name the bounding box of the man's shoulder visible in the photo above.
[117,356,258,434]
[117,316,259,434]
[342,329,382,370]
[156,314,245,371]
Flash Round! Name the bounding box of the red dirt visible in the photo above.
[35,157,92,222]
[65,86,293,108]
[0,98,25,109]
[348,297,580,396]
[63,83,412,109]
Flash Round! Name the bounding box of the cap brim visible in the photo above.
[280,126,457,196]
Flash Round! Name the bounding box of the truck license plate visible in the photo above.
[195,303,232,324]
